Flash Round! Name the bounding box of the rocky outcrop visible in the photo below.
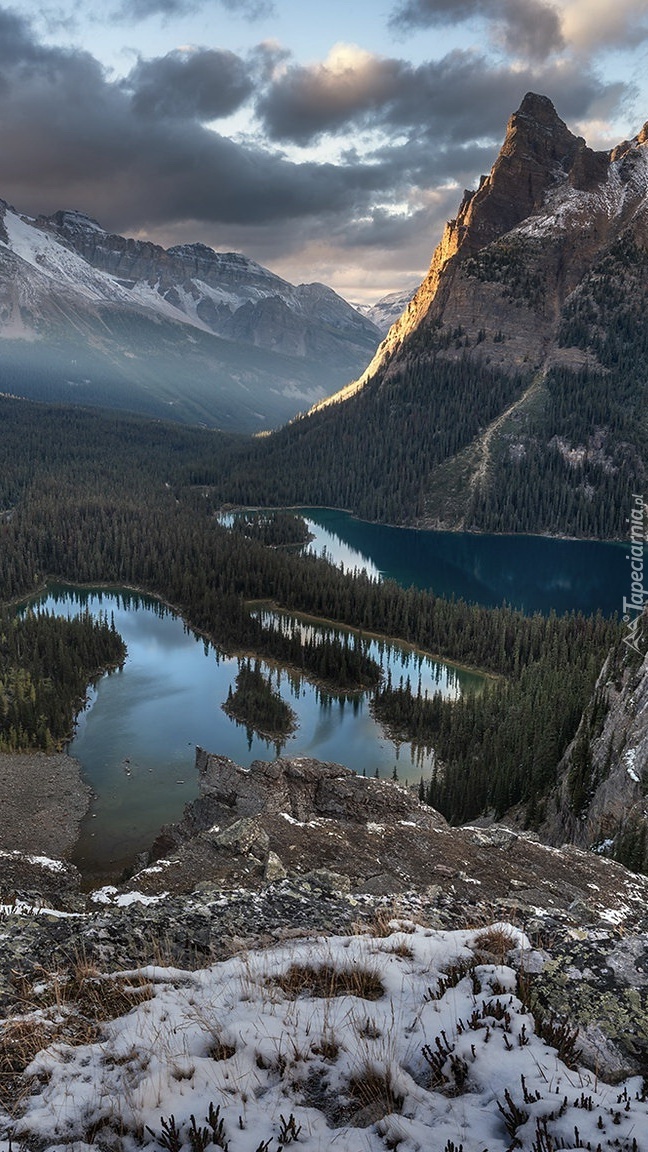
[133,751,648,929]
[540,615,648,868]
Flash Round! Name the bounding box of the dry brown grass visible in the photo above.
[380,940,415,959]
[208,1038,237,1061]
[0,958,154,1116]
[0,1017,56,1112]
[354,904,422,939]
[310,1034,341,1061]
[348,1066,404,1119]
[471,926,517,964]
[269,963,384,1001]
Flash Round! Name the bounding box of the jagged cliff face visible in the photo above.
[322,92,648,405]
[541,614,648,869]
[299,93,648,538]
[0,204,379,431]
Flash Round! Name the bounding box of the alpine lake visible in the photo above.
[28,510,626,880]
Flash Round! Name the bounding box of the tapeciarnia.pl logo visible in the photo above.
[622,493,647,657]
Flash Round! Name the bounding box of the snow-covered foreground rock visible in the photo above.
[2,921,647,1152]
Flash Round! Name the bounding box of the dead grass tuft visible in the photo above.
[0,1017,56,1112]
[61,966,154,1023]
[472,927,517,964]
[269,963,384,1001]
[381,940,415,959]
[348,1066,404,1121]
[310,1035,340,1061]
[208,1039,237,1061]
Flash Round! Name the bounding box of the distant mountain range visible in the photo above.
[353,283,420,334]
[0,205,380,431]
[221,93,648,538]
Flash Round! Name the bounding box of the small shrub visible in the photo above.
[424,959,478,1001]
[278,1112,302,1144]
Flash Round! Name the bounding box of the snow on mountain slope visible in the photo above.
[514,132,648,241]
[355,282,421,334]
[0,201,379,351]
[1,209,231,333]
[0,201,380,430]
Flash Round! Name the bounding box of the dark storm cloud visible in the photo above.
[0,6,52,62]
[0,4,630,277]
[390,0,564,62]
[257,47,620,149]
[0,10,384,232]
[127,48,254,119]
[116,0,274,20]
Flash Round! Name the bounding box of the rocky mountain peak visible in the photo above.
[322,93,588,401]
[516,90,565,125]
[46,209,105,234]
[456,92,585,251]
[322,93,636,409]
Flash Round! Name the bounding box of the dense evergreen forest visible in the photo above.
[373,640,602,824]
[0,608,125,751]
[0,395,619,828]
[225,511,312,547]
[186,357,531,524]
[467,233,648,537]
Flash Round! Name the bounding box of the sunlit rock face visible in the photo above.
[316,92,648,412]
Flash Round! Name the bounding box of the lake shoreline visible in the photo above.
[219,503,626,545]
[248,600,496,682]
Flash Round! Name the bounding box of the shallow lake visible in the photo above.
[31,584,480,880]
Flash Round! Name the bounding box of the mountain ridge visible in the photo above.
[0,200,380,431]
[317,92,645,408]
[221,93,648,537]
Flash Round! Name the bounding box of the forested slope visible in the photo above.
[0,396,619,830]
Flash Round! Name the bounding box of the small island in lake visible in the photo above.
[222,660,298,744]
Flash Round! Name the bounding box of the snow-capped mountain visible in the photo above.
[0,204,380,431]
[354,282,421,334]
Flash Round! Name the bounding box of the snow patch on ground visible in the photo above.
[90,887,169,907]
[3,923,648,1151]
[0,850,65,873]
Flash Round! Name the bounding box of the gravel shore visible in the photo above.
[0,751,89,860]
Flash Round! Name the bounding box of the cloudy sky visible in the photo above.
[3,0,648,301]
